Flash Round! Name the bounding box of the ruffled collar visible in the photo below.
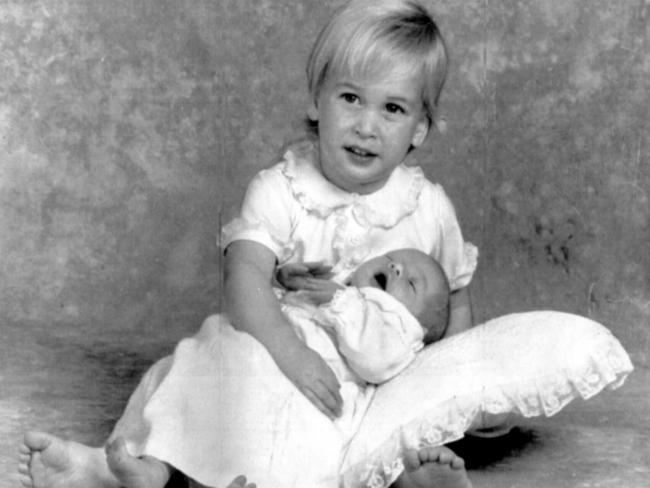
[280,140,426,228]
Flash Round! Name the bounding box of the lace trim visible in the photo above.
[343,322,633,488]
[352,168,426,229]
[279,142,427,228]
[280,141,341,219]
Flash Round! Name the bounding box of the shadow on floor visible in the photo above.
[447,427,542,470]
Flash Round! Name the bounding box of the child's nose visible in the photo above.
[354,109,379,138]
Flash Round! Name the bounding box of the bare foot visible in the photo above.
[105,437,172,488]
[393,446,472,488]
[18,431,118,488]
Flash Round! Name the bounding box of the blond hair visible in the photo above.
[307,0,448,128]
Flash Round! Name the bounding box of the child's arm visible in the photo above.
[445,286,473,337]
[223,240,343,419]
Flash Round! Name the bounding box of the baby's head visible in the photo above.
[307,0,448,129]
[349,248,450,344]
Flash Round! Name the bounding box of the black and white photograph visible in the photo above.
[1,1,647,487]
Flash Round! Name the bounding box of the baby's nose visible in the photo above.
[389,262,403,276]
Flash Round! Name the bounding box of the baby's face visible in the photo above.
[350,249,445,324]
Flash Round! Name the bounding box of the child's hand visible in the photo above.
[296,279,345,306]
[276,342,343,419]
[276,261,333,290]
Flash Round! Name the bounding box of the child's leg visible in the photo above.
[105,437,173,488]
[19,431,257,488]
[18,431,173,488]
[391,446,472,488]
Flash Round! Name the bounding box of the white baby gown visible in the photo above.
[109,286,424,488]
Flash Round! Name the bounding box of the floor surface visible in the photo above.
[1,321,648,488]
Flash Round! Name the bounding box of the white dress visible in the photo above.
[109,140,479,487]
[221,140,477,289]
[110,286,425,488]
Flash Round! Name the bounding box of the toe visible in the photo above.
[23,431,53,452]
[402,449,421,470]
[105,437,128,461]
[436,448,455,465]
[18,473,33,488]
[450,456,466,470]
[417,446,442,464]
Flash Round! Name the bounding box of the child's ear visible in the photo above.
[411,117,430,148]
[307,101,319,122]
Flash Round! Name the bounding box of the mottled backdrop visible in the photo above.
[0,0,648,363]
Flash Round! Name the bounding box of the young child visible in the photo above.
[20,1,476,487]
[222,1,476,485]
[19,249,462,488]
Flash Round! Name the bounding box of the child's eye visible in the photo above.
[341,93,359,104]
[385,103,405,114]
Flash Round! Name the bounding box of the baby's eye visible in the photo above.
[385,103,405,115]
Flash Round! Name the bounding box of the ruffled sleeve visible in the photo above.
[315,287,424,384]
[220,165,297,260]
[418,182,478,290]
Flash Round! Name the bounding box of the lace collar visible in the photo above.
[280,140,426,228]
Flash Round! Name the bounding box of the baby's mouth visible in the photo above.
[372,272,388,290]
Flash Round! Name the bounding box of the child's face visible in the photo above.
[349,249,443,324]
[309,61,429,195]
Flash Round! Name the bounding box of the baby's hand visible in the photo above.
[276,342,342,419]
[276,261,333,290]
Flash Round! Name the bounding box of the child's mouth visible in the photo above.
[345,145,377,160]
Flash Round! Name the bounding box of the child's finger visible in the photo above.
[315,379,343,416]
[283,264,311,276]
[301,261,334,276]
[302,277,331,288]
[303,388,336,420]
[310,265,334,277]
[286,277,329,292]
